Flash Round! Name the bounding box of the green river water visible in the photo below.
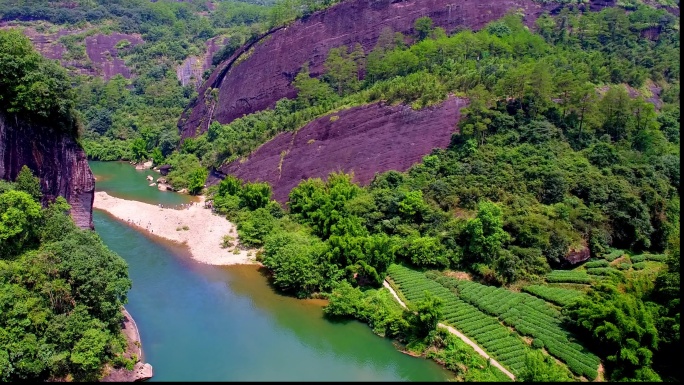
[89,161,453,381]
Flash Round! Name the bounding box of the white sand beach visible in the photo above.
[93,191,257,265]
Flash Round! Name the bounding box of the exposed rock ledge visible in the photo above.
[563,243,591,266]
[100,308,153,382]
[179,0,559,138]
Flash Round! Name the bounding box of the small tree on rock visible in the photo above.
[15,165,42,202]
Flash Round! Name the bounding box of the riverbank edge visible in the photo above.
[100,307,153,382]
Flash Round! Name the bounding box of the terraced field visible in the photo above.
[387,264,530,376]
[432,275,600,380]
[545,270,595,284]
[521,285,584,307]
[387,264,602,380]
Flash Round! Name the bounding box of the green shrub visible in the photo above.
[532,338,545,349]
[221,235,235,249]
[603,249,625,262]
[632,262,647,270]
[617,262,632,270]
[584,259,609,268]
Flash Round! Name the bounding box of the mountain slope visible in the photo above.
[217,96,468,202]
[178,0,559,139]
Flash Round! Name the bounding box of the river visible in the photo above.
[89,161,452,381]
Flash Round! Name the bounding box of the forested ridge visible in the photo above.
[1,0,679,382]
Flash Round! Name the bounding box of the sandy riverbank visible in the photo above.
[93,191,257,265]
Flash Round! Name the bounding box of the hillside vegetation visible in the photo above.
[199,4,679,382]
[1,0,679,382]
[0,28,77,135]
[1,30,133,380]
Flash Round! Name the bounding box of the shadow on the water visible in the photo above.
[253,265,362,325]
[322,315,354,325]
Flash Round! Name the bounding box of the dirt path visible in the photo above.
[382,280,516,381]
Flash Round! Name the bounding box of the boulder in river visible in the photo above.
[158,164,172,176]
[135,161,153,170]
[133,363,154,382]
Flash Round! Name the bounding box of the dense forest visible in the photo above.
[1,29,133,381]
[0,168,133,381]
[0,28,77,135]
[1,0,679,382]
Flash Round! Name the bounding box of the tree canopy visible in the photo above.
[0,171,132,381]
[0,29,77,134]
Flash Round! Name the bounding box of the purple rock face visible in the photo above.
[12,27,76,60]
[84,32,144,80]
[588,0,617,11]
[564,244,591,265]
[176,36,228,88]
[0,112,95,229]
[219,96,468,203]
[0,23,143,80]
[178,0,559,139]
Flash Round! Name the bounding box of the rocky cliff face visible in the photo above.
[176,36,228,88]
[0,112,95,229]
[217,96,468,203]
[0,23,143,80]
[179,0,559,139]
[564,244,591,266]
[84,32,144,80]
[100,308,154,382]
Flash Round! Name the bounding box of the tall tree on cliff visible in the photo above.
[293,64,336,108]
[15,165,43,202]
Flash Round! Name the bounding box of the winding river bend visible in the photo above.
[89,161,452,381]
